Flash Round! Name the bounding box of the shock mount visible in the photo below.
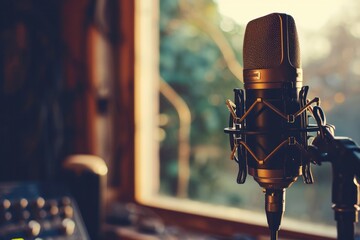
[224,86,360,239]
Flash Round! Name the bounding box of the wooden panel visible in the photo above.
[61,0,96,154]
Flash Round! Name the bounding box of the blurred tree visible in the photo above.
[303,1,360,143]
[159,0,243,201]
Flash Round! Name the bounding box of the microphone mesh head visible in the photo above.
[243,13,301,69]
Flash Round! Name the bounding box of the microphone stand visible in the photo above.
[310,107,360,240]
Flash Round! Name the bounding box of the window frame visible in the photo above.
[115,0,337,239]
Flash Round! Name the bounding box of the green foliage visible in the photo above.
[159,0,243,199]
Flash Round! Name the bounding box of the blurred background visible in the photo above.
[0,0,359,239]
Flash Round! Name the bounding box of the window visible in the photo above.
[135,0,360,238]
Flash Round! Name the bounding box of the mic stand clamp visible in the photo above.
[310,106,360,240]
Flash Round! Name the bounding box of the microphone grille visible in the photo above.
[287,15,301,68]
[243,13,301,69]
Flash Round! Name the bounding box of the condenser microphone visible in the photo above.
[243,13,303,186]
[225,13,317,239]
[243,13,305,239]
